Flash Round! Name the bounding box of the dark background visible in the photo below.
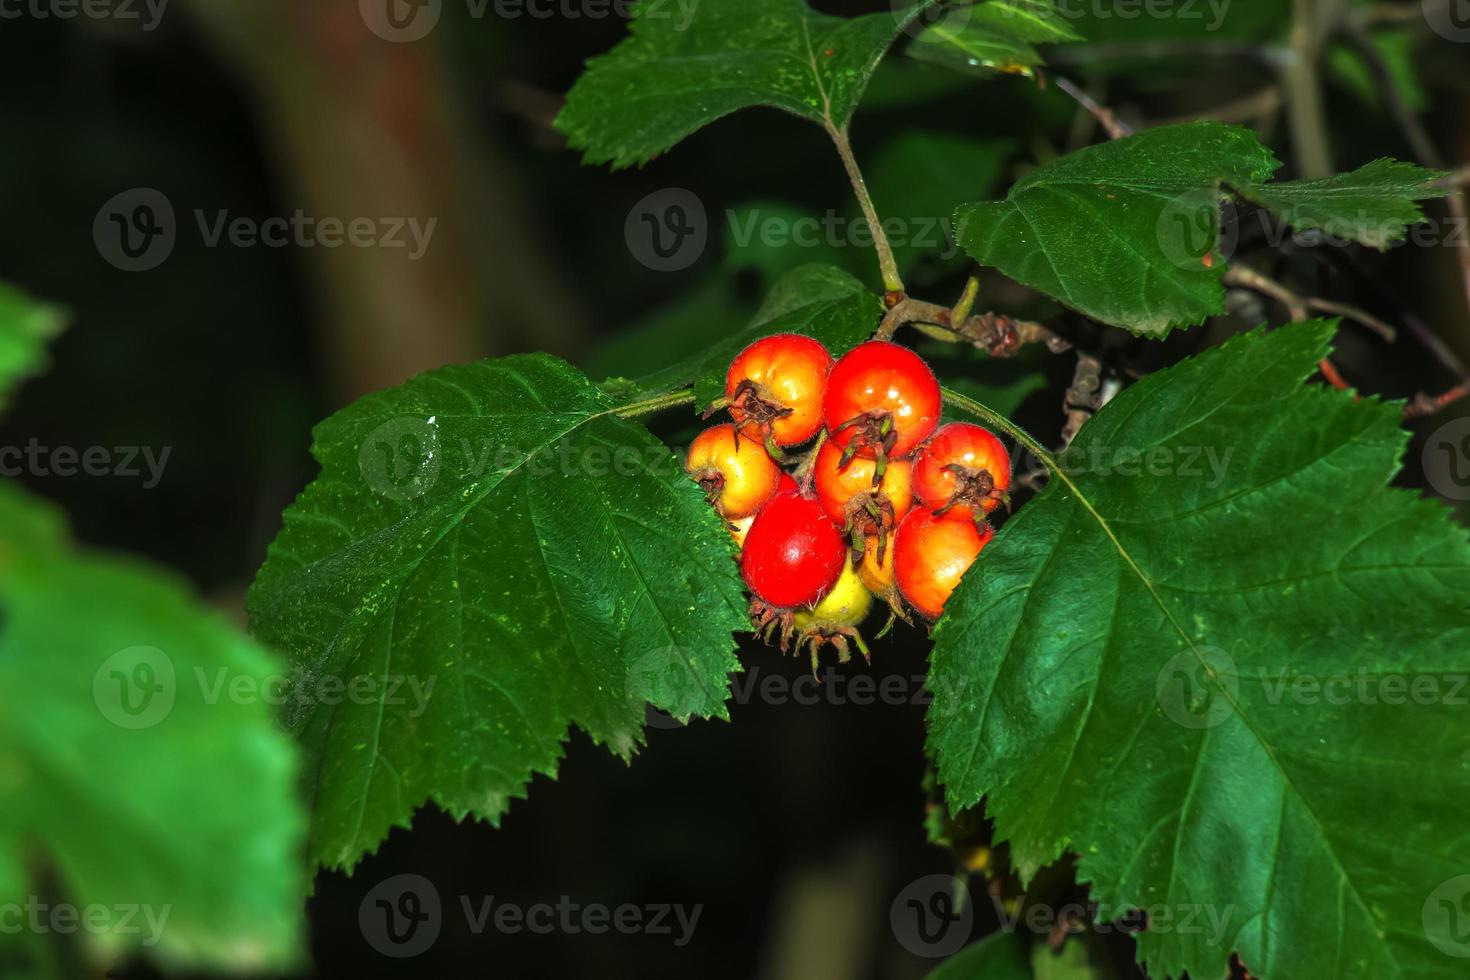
[1,1,1467,977]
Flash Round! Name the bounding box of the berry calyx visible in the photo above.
[685,423,782,520]
[811,438,913,562]
[914,423,1012,525]
[790,563,874,674]
[823,341,941,467]
[740,491,846,610]
[726,334,833,449]
[893,507,994,620]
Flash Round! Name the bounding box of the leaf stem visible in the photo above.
[614,389,697,418]
[828,123,904,296]
[940,386,1059,475]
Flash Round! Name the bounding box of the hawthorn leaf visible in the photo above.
[1031,937,1110,979]
[929,322,1470,979]
[0,283,64,412]
[0,483,304,972]
[626,264,880,406]
[926,930,1031,980]
[954,122,1279,336]
[555,0,935,168]
[1237,158,1450,249]
[247,354,750,870]
[908,0,1082,76]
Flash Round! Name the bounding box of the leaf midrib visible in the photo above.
[1029,426,1407,979]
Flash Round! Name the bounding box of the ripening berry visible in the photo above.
[741,492,846,609]
[685,424,782,520]
[823,341,941,463]
[726,334,833,448]
[793,562,872,632]
[857,531,895,597]
[914,423,1012,523]
[893,507,994,620]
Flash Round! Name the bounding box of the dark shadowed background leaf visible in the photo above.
[0,484,305,973]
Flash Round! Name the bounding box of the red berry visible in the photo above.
[823,341,941,462]
[914,423,1012,523]
[685,424,782,519]
[893,507,993,620]
[727,334,833,448]
[741,492,846,608]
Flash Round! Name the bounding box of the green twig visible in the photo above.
[940,387,1058,474]
[614,389,697,419]
[828,123,904,296]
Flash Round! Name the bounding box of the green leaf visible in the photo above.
[929,322,1470,979]
[247,353,750,870]
[0,483,304,972]
[555,0,934,168]
[1237,158,1449,249]
[1031,937,1111,979]
[908,1,1082,77]
[626,264,880,405]
[0,283,65,413]
[954,122,1279,337]
[927,930,1032,980]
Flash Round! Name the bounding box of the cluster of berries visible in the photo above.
[684,334,1013,668]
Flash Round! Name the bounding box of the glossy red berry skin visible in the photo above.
[914,423,1012,523]
[893,507,994,620]
[822,341,941,460]
[727,334,833,447]
[741,492,846,609]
